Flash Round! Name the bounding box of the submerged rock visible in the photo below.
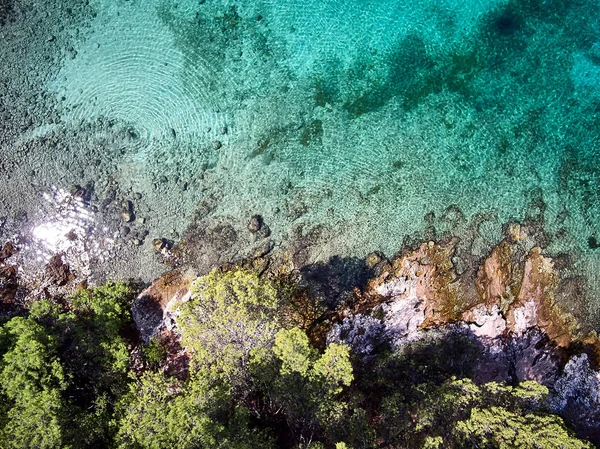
[0,242,17,262]
[120,210,134,222]
[45,254,74,286]
[247,214,262,233]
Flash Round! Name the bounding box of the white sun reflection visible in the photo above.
[29,185,117,277]
[33,222,75,251]
[32,187,90,257]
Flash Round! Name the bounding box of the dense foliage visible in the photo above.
[0,269,592,448]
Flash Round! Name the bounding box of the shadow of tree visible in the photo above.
[299,255,372,310]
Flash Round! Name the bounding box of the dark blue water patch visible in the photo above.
[340,34,443,117]
[335,17,523,118]
[0,0,13,26]
[331,0,600,120]
[494,12,523,37]
[313,75,340,109]
[157,1,275,103]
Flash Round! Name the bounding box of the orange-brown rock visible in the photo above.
[464,245,580,347]
[366,231,596,350]
[475,240,515,306]
[366,239,473,327]
[507,248,575,347]
[132,267,197,342]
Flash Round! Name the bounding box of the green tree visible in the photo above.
[456,406,593,449]
[380,378,592,448]
[27,282,135,447]
[141,337,168,369]
[115,371,273,449]
[178,268,281,389]
[0,317,68,448]
[252,328,372,447]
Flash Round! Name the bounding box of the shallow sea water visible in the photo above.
[4,0,600,307]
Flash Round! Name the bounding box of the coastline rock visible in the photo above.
[550,354,600,441]
[327,313,384,356]
[326,227,600,439]
[0,242,20,314]
[380,293,426,342]
[134,221,600,439]
[132,267,197,342]
[0,242,17,262]
[45,253,74,286]
[365,233,582,350]
[465,304,506,338]
[367,239,470,326]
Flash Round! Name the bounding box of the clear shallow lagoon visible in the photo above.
[2,0,600,304]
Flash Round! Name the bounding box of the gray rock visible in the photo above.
[327,313,384,356]
[375,275,409,298]
[381,294,426,343]
[548,354,600,412]
[120,210,134,222]
[549,354,600,432]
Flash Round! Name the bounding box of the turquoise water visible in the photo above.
[29,0,600,306]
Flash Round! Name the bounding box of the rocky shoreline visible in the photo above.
[125,221,600,444]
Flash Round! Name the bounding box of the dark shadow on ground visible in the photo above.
[299,255,373,309]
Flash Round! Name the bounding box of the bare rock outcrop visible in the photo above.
[0,242,20,314]
[132,267,197,342]
[358,224,587,350]
[550,354,600,442]
[328,224,600,438]
[134,221,600,437]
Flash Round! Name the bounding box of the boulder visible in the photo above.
[132,267,197,342]
[327,313,384,356]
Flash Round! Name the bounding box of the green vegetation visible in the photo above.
[380,379,592,448]
[0,269,592,448]
[178,268,281,387]
[0,317,67,448]
[0,282,135,448]
[115,371,271,449]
